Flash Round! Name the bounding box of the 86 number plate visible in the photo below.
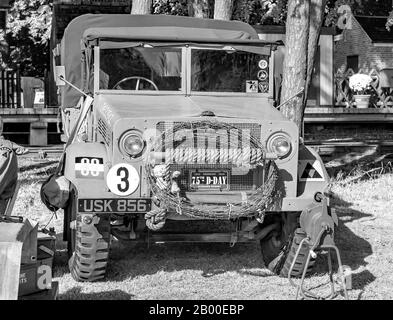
[78,198,151,213]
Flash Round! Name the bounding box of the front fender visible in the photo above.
[62,142,113,242]
[280,144,330,211]
[297,143,330,198]
[64,142,112,199]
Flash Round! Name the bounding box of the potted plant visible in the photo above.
[349,73,373,108]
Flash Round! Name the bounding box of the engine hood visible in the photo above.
[95,93,287,125]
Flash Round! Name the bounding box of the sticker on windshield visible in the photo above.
[259,82,269,93]
[246,80,258,93]
[258,59,268,69]
[257,70,268,81]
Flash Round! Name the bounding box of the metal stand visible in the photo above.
[288,226,349,300]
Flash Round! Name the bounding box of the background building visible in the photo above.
[335,15,393,74]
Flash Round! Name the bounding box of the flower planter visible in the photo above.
[354,94,371,109]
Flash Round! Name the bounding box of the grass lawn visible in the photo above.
[13,156,393,300]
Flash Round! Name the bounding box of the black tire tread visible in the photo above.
[69,215,110,282]
[279,228,316,278]
[262,228,316,278]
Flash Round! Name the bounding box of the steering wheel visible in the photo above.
[112,76,159,91]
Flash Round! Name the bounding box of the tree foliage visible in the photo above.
[153,0,189,15]
[0,0,51,77]
[188,0,214,18]
[0,0,391,77]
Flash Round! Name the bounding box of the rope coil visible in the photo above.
[144,120,280,230]
[145,208,167,231]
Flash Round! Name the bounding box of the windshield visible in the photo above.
[99,47,182,91]
[191,49,270,93]
[95,45,271,94]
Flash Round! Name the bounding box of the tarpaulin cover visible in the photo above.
[83,26,265,45]
[60,14,275,109]
[83,27,273,54]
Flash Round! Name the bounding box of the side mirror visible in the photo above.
[55,66,66,86]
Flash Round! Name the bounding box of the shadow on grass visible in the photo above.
[110,241,270,281]
[310,194,376,298]
[19,176,50,186]
[45,149,376,295]
[324,151,391,296]
[59,286,134,300]
[53,237,271,281]
[325,147,393,181]
[52,215,272,280]
[18,160,58,173]
[53,232,68,269]
[17,159,58,186]
[52,196,375,289]
[332,196,374,271]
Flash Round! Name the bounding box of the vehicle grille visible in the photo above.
[156,122,261,141]
[98,118,111,146]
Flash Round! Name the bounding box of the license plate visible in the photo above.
[189,170,229,190]
[78,199,151,213]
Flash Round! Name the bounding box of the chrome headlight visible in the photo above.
[267,133,292,158]
[119,130,145,157]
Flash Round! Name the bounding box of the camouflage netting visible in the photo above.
[144,120,279,230]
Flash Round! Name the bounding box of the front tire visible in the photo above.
[66,194,111,282]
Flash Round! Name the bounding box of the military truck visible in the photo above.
[45,14,337,282]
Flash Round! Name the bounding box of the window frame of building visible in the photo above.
[347,55,359,73]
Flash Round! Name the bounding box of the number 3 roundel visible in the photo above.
[106,163,140,196]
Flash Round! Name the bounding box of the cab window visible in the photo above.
[99,47,182,91]
[191,49,270,94]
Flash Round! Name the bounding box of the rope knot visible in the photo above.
[145,208,167,231]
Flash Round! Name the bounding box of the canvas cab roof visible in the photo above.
[59,14,280,109]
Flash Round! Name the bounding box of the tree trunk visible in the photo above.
[131,0,152,14]
[188,0,213,19]
[280,0,310,130]
[280,0,327,133]
[214,0,233,20]
[303,0,327,107]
